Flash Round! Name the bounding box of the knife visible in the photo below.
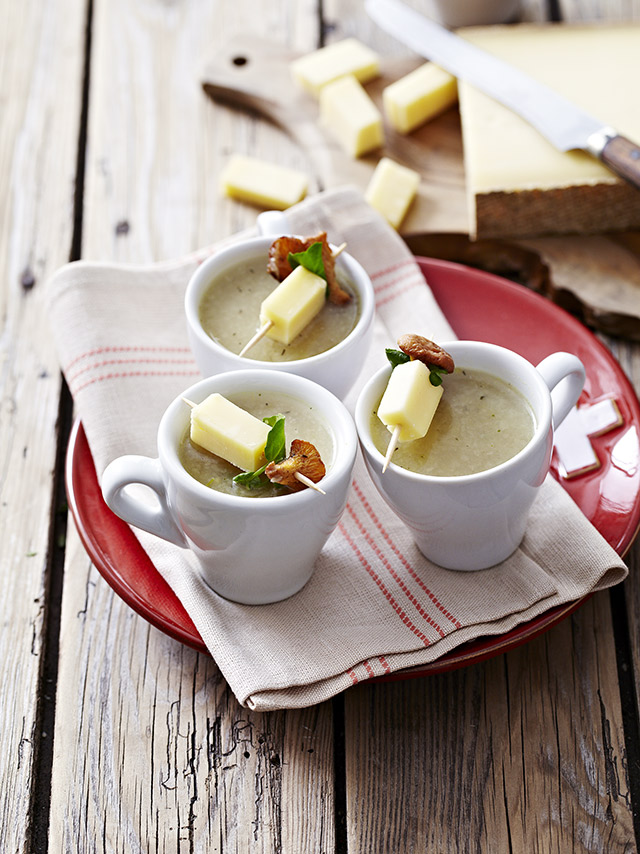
[365,0,640,190]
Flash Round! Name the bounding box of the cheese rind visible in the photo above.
[319,75,384,158]
[365,157,420,229]
[190,393,271,472]
[220,155,308,211]
[260,266,327,345]
[378,360,443,442]
[382,63,458,134]
[291,38,380,97]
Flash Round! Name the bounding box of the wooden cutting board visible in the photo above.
[202,35,640,340]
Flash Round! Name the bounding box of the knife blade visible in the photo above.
[365,0,640,190]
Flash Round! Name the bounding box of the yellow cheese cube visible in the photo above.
[319,75,384,158]
[260,265,326,345]
[378,360,443,442]
[190,393,271,472]
[365,157,420,229]
[220,155,308,211]
[383,63,458,134]
[291,38,380,97]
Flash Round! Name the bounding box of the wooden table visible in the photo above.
[3,0,640,850]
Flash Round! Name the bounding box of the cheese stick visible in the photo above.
[189,393,271,472]
[259,265,327,346]
[378,360,443,470]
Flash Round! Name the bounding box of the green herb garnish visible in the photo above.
[427,366,447,387]
[232,414,286,489]
[385,348,446,387]
[385,348,410,369]
[287,242,327,281]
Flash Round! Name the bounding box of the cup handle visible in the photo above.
[535,352,586,429]
[256,210,291,236]
[101,455,187,547]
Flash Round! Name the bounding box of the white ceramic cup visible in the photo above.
[101,370,358,604]
[355,341,585,571]
[185,211,376,400]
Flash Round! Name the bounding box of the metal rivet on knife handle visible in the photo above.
[590,132,640,191]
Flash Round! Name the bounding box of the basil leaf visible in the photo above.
[385,348,410,369]
[263,414,286,463]
[287,242,326,280]
[233,464,267,488]
[232,414,286,488]
[428,367,447,387]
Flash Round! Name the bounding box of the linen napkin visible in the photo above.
[47,186,628,711]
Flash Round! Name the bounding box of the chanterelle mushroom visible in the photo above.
[265,439,326,492]
[267,233,352,305]
[397,333,455,374]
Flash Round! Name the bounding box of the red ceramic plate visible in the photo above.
[66,258,640,669]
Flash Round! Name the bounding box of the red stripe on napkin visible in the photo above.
[345,503,446,638]
[338,523,431,648]
[352,481,462,630]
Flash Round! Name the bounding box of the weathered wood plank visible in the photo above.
[53,528,336,851]
[49,0,337,850]
[0,0,86,849]
[345,595,634,852]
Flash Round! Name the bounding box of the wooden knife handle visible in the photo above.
[599,134,640,190]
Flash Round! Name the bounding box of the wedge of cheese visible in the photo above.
[190,394,271,472]
[383,63,458,135]
[458,23,640,238]
[260,265,326,345]
[220,155,308,211]
[291,38,380,97]
[378,360,443,442]
[365,157,420,229]
[319,75,384,158]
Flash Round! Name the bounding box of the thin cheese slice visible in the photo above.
[382,63,458,134]
[260,266,326,345]
[378,360,443,442]
[365,157,420,229]
[319,75,383,158]
[190,393,271,472]
[291,38,380,97]
[220,155,308,211]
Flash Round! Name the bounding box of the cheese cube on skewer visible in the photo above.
[378,359,443,442]
[190,393,271,472]
[260,265,327,345]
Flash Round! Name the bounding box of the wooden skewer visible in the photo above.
[294,472,326,494]
[239,242,348,358]
[182,397,196,408]
[382,424,401,473]
[238,319,273,357]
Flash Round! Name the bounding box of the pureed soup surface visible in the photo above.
[198,253,360,361]
[370,367,536,477]
[178,390,334,498]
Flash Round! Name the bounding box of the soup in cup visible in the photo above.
[102,370,358,604]
[185,223,375,400]
[355,341,585,570]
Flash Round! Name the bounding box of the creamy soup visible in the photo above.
[369,367,536,477]
[198,254,360,361]
[178,390,334,497]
